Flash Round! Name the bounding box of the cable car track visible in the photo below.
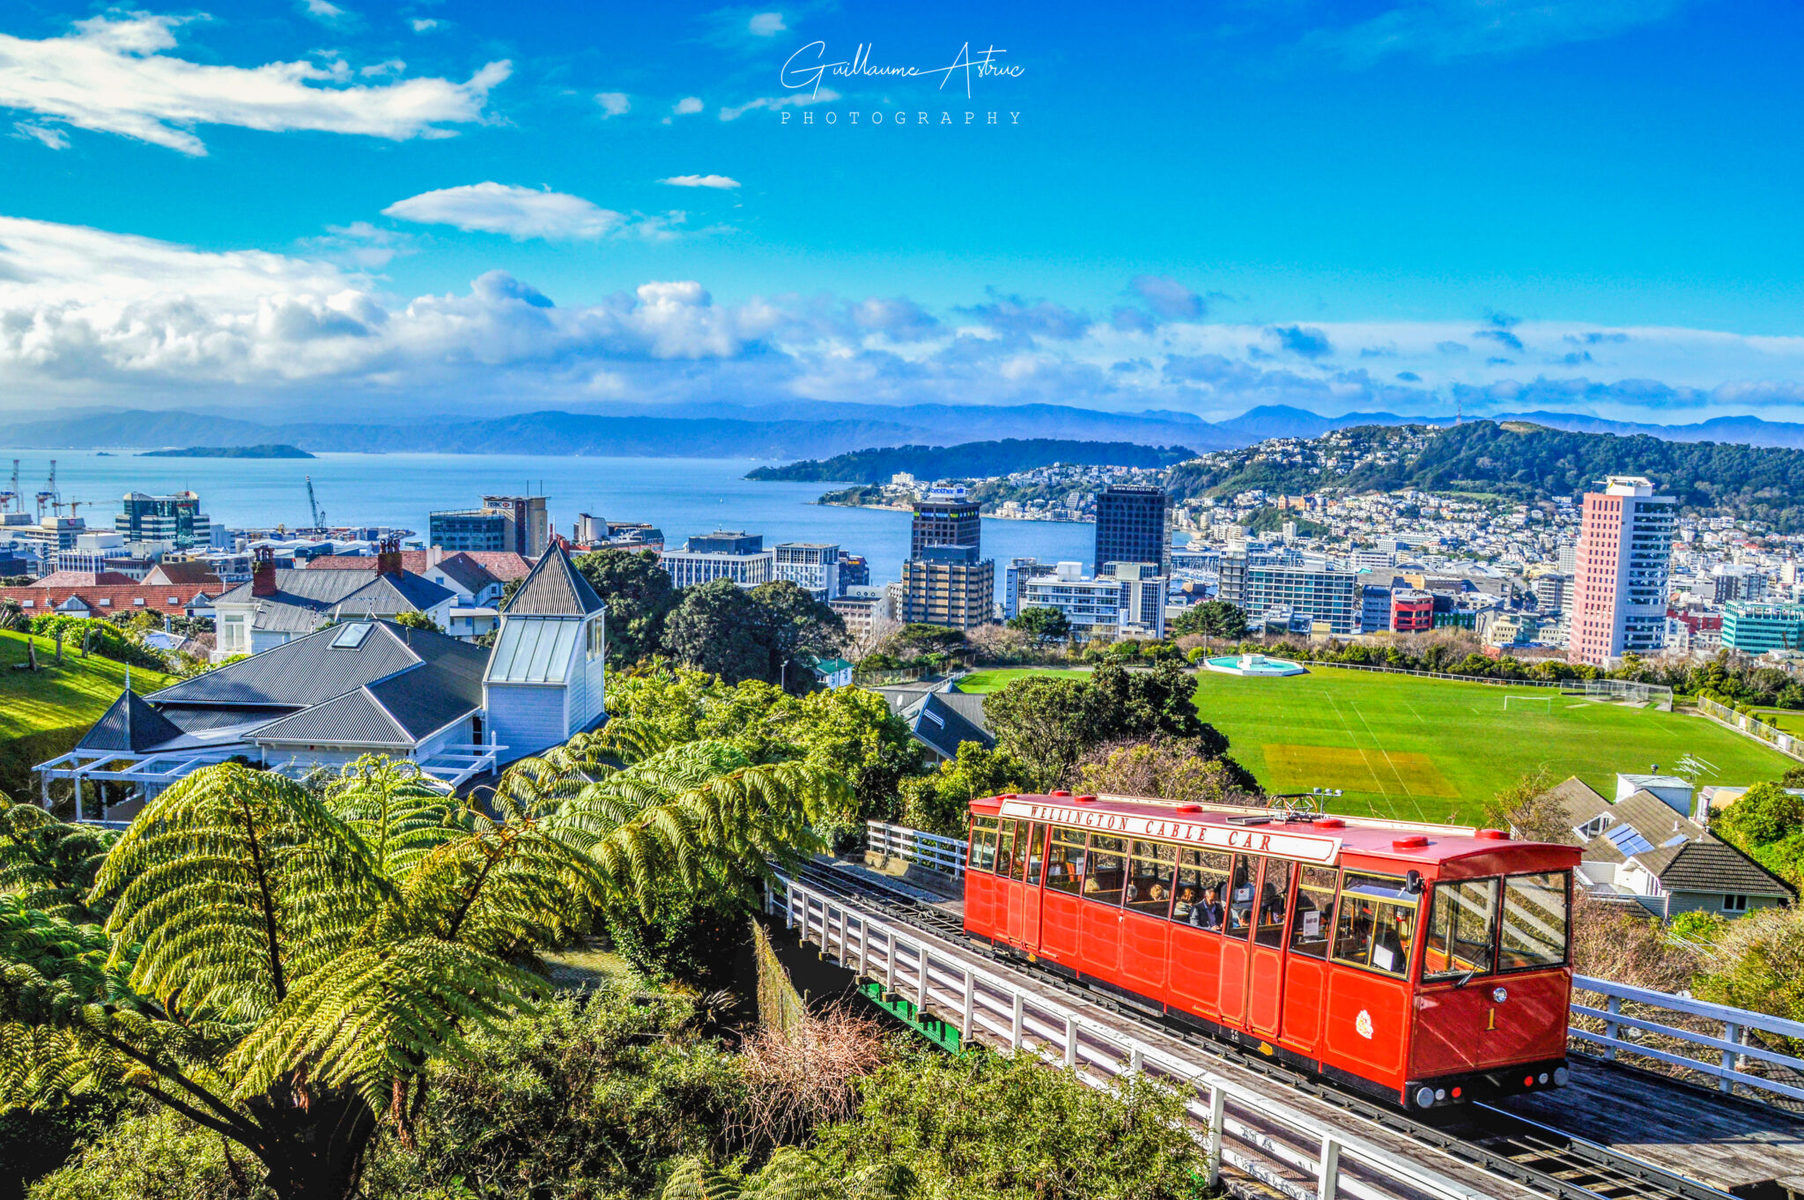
[787,859,1733,1200]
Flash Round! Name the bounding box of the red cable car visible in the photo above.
[964,792,1580,1110]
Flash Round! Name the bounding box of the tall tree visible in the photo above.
[1007,606,1071,645]
[981,676,1099,789]
[0,740,841,1200]
[746,580,847,691]
[661,579,769,682]
[1169,600,1247,641]
[572,549,678,667]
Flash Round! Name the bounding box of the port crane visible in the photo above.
[305,476,326,530]
[34,461,58,519]
[0,459,18,512]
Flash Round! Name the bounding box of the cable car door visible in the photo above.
[1017,822,1047,949]
[1246,859,1295,1038]
[1217,854,1257,1027]
[1005,820,1033,945]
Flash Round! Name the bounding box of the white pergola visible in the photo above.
[35,745,253,812]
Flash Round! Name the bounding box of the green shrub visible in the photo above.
[27,1107,264,1200]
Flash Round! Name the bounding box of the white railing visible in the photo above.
[768,872,1499,1200]
[1571,975,1804,1104]
[865,819,967,877]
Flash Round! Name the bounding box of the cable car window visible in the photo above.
[969,816,999,873]
[1021,822,1047,885]
[1171,847,1230,930]
[1254,860,1295,948]
[1126,841,1177,915]
[1499,871,1569,971]
[1332,873,1418,978]
[1422,878,1499,981]
[1045,827,1087,894]
[1083,835,1127,906]
[995,822,1017,878]
[1226,855,1258,937]
[1288,866,1337,958]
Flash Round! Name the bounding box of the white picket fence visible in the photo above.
[1696,695,1804,761]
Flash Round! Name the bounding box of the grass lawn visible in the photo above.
[957,665,1798,825]
[1754,708,1804,737]
[0,629,177,798]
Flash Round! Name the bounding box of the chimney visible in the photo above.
[252,546,277,597]
[376,534,403,576]
[427,545,444,569]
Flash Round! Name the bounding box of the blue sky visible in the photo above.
[3,0,1804,423]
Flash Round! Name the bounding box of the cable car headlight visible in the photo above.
[1491,987,1508,1003]
[1414,1085,1435,1109]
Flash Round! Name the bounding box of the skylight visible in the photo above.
[331,622,373,649]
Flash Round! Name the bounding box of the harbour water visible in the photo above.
[0,449,1095,598]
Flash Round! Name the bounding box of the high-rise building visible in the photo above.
[1218,546,1358,634]
[1568,476,1676,667]
[836,552,870,592]
[774,542,841,601]
[1721,601,1804,655]
[1003,557,1060,619]
[430,495,549,557]
[901,544,994,630]
[1533,573,1570,614]
[1094,483,1168,574]
[910,491,981,557]
[116,491,215,548]
[901,491,993,629]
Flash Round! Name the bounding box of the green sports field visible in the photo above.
[956,665,1799,825]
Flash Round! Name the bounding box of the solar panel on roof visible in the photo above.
[1604,824,1653,856]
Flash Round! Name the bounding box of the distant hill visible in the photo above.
[140,444,314,459]
[11,401,1804,460]
[1167,420,1804,531]
[746,439,1198,483]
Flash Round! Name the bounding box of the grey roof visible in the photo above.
[213,569,454,634]
[255,689,412,746]
[77,689,186,753]
[901,689,995,759]
[504,545,604,616]
[433,553,503,595]
[1630,837,1795,899]
[1543,776,1702,865]
[147,621,426,708]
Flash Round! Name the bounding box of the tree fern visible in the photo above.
[0,738,842,1200]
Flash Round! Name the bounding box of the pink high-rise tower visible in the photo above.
[1567,476,1676,667]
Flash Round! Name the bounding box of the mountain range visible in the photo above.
[10,402,1804,458]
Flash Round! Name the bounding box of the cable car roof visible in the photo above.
[973,792,1580,870]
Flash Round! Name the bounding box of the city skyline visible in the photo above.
[4,2,1804,424]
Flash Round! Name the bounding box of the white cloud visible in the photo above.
[673,96,703,115]
[5,212,1804,425]
[748,12,787,36]
[595,91,630,116]
[12,121,69,150]
[660,174,740,189]
[383,183,624,240]
[410,17,441,32]
[0,13,509,156]
[301,0,348,25]
[719,88,837,121]
[381,182,684,242]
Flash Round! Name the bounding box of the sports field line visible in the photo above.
[1316,693,1389,799]
[1345,697,1433,824]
